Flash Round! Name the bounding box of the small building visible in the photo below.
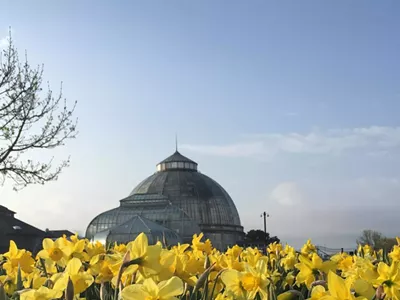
[0,205,45,254]
[44,229,76,240]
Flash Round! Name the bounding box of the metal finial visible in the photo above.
[175,134,178,152]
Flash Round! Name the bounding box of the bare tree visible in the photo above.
[0,34,77,190]
[357,229,397,251]
[356,229,384,248]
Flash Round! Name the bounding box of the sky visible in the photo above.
[1,0,399,249]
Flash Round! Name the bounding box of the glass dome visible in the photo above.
[86,195,200,243]
[92,215,182,246]
[86,151,244,250]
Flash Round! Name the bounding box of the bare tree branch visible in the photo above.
[0,32,77,190]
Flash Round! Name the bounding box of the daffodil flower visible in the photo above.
[295,253,336,288]
[3,241,35,274]
[121,276,183,300]
[52,258,94,295]
[20,286,62,300]
[319,271,366,300]
[37,238,72,266]
[126,233,162,277]
[372,262,400,299]
[221,269,247,300]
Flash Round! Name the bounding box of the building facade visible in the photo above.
[86,151,244,249]
[0,205,45,254]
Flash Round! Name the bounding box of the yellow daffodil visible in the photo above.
[221,269,246,300]
[52,258,94,294]
[192,233,213,255]
[20,286,62,300]
[0,274,16,295]
[3,233,400,300]
[268,242,283,262]
[320,271,366,300]
[301,240,317,257]
[3,241,35,274]
[281,252,297,271]
[85,241,106,259]
[226,245,243,258]
[372,262,400,299]
[126,233,162,277]
[23,269,47,289]
[309,285,329,299]
[121,276,183,300]
[242,258,270,299]
[37,238,71,266]
[389,245,400,262]
[295,253,336,288]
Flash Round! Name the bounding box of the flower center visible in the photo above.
[241,273,260,291]
[49,247,63,261]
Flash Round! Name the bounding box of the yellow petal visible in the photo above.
[353,279,375,299]
[20,290,36,300]
[66,258,82,275]
[130,233,148,258]
[158,276,184,298]
[73,240,86,253]
[37,249,49,259]
[121,284,148,300]
[377,262,390,276]
[142,278,159,296]
[221,269,241,287]
[42,239,54,251]
[52,274,69,292]
[8,240,18,257]
[327,271,348,299]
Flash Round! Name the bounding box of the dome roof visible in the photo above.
[86,151,244,250]
[128,169,241,227]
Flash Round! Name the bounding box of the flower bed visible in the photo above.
[0,233,399,299]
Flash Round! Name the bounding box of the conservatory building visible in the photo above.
[85,151,244,250]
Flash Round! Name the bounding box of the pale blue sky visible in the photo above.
[1,0,400,248]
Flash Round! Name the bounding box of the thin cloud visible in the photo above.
[284,112,299,117]
[269,182,304,206]
[181,126,400,159]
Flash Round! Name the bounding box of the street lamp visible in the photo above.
[260,211,270,235]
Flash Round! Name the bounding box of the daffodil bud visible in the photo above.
[0,283,7,300]
[44,279,54,289]
[65,277,74,300]
[204,255,210,269]
[310,280,327,289]
[375,285,385,299]
[16,264,23,291]
[194,263,216,292]
[285,290,305,300]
